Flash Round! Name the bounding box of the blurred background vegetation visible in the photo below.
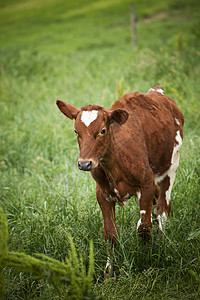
[0,0,200,299]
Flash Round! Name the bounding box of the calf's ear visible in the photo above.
[109,109,129,125]
[56,100,79,120]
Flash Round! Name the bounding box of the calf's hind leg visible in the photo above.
[156,151,180,232]
[137,174,155,236]
[156,176,171,232]
[156,130,182,232]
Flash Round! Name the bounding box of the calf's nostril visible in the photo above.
[87,161,92,169]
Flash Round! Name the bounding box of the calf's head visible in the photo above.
[56,100,128,171]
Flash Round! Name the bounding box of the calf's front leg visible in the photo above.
[96,185,117,278]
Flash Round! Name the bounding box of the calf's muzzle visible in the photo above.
[78,160,93,171]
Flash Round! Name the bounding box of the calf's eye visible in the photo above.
[74,130,79,137]
[100,128,106,135]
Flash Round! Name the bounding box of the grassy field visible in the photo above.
[0,0,200,298]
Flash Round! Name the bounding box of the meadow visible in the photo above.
[0,0,200,298]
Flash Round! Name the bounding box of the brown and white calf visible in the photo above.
[56,85,184,276]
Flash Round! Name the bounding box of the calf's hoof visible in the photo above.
[104,268,112,280]
[137,225,152,243]
[104,258,114,279]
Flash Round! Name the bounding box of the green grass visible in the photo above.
[0,208,96,299]
[0,0,200,298]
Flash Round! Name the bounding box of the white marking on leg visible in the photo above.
[158,212,167,231]
[105,256,112,272]
[137,218,141,230]
[137,210,146,230]
[81,110,98,127]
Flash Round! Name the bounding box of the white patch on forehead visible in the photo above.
[81,110,98,127]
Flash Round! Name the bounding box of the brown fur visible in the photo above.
[56,87,184,275]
